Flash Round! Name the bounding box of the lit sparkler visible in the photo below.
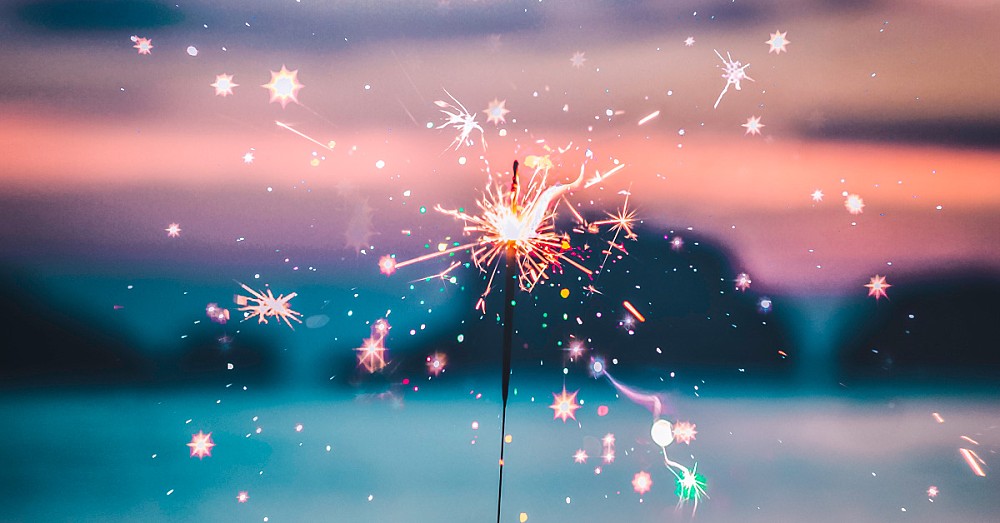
[384,158,622,523]
[386,160,612,312]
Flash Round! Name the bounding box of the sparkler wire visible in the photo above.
[497,161,519,523]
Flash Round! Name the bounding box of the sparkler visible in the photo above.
[383,158,623,523]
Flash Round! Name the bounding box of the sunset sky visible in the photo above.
[1,0,998,297]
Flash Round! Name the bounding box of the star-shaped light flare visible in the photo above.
[766,30,790,54]
[188,431,215,459]
[356,319,390,373]
[212,74,239,97]
[483,98,510,125]
[742,115,765,136]
[865,274,891,301]
[550,386,581,422]
[132,36,153,55]
[262,65,303,108]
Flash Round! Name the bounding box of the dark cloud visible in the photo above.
[802,117,1000,150]
[14,0,184,31]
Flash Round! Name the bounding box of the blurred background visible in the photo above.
[0,0,998,521]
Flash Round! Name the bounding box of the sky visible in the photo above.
[1,0,999,297]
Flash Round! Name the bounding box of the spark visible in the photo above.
[573,449,589,463]
[591,189,638,270]
[483,98,510,126]
[932,412,945,423]
[735,272,752,292]
[811,189,824,202]
[638,110,660,126]
[622,301,646,323]
[673,463,708,513]
[275,121,334,151]
[426,352,447,376]
[357,319,390,373]
[927,486,939,498]
[550,386,581,422]
[583,163,626,189]
[766,30,790,54]
[671,236,684,251]
[673,421,697,445]
[234,283,303,329]
[132,36,153,55]
[569,51,587,68]
[378,255,397,275]
[262,65,303,108]
[237,491,250,503]
[243,150,255,164]
[205,303,230,324]
[187,431,215,459]
[632,471,653,495]
[713,50,753,109]
[211,74,238,97]
[602,433,616,463]
[684,36,695,47]
[865,275,891,301]
[742,115,765,136]
[960,435,979,445]
[435,89,485,151]
[959,448,987,477]
[165,223,181,237]
[845,194,865,214]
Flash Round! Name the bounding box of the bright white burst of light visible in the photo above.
[435,90,485,151]
[570,51,587,68]
[845,194,865,214]
[234,283,303,329]
[262,65,303,108]
[811,189,824,202]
